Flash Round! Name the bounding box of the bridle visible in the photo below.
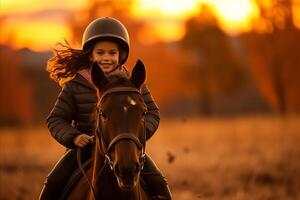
[96,86,147,170]
[104,133,146,171]
[77,86,147,200]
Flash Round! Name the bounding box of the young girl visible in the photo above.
[39,17,172,199]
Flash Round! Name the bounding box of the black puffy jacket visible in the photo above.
[47,74,160,149]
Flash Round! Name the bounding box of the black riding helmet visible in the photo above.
[82,17,130,65]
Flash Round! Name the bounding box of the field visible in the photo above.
[0,116,300,200]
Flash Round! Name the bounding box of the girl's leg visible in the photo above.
[141,154,172,199]
[39,147,92,200]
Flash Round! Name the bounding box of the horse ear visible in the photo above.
[130,59,146,89]
[91,62,108,92]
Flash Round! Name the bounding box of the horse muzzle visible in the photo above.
[114,162,141,190]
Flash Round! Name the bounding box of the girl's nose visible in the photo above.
[102,53,109,59]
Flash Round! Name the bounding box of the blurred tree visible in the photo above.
[242,0,300,114]
[0,46,33,126]
[181,5,249,115]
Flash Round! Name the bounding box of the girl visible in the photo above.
[39,17,172,199]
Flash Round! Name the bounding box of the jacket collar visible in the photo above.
[73,73,96,90]
[72,65,129,90]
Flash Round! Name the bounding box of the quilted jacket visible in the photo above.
[47,74,160,149]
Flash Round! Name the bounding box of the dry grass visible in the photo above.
[0,116,300,200]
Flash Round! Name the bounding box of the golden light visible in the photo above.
[138,22,186,44]
[208,0,259,35]
[1,0,86,51]
[293,1,300,29]
[1,0,41,15]
[133,0,200,18]
[1,0,87,15]
[1,19,72,51]
[131,0,200,43]
[132,0,258,41]
[1,0,286,51]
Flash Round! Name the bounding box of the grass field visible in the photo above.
[0,116,300,200]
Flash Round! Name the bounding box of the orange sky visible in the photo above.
[1,0,299,51]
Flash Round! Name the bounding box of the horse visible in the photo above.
[64,61,152,200]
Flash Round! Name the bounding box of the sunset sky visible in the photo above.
[1,0,299,51]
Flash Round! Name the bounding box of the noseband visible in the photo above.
[96,87,147,170]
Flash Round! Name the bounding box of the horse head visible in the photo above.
[91,60,147,191]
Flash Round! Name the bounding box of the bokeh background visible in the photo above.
[1,0,300,199]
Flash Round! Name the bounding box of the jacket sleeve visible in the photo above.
[141,84,160,140]
[46,82,81,149]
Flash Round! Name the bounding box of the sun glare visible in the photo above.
[208,0,259,34]
[1,0,87,15]
[138,22,186,44]
[293,2,300,29]
[1,19,71,51]
[134,0,200,17]
[132,0,201,44]
[1,0,40,15]
[1,0,290,51]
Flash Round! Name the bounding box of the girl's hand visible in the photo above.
[73,134,95,148]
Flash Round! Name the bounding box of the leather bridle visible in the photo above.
[96,86,147,170]
[77,86,147,200]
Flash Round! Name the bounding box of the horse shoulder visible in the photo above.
[66,167,93,200]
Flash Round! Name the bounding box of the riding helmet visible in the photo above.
[82,17,130,65]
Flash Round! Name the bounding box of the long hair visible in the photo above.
[46,40,93,86]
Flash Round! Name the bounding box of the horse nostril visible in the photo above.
[134,162,140,174]
[115,163,122,177]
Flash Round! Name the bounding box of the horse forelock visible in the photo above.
[95,75,135,101]
[105,75,133,90]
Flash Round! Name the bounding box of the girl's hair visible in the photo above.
[46,40,93,86]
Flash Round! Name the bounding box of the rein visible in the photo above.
[76,148,98,199]
[77,86,147,200]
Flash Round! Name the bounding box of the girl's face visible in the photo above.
[91,41,120,74]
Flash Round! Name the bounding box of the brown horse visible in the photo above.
[65,61,151,200]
